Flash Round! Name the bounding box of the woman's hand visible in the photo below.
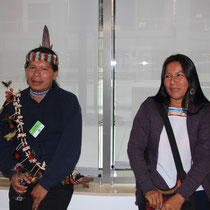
[161,193,184,210]
[31,184,48,210]
[10,173,30,194]
[145,189,163,209]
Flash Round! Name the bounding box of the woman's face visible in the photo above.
[26,61,58,92]
[164,61,189,108]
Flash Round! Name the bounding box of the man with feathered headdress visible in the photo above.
[0,26,82,210]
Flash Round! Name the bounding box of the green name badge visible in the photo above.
[29,121,45,138]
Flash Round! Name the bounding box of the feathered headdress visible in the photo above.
[41,25,53,49]
[26,25,58,66]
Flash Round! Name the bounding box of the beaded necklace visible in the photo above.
[30,88,49,98]
[2,86,46,179]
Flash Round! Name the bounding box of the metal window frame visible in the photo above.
[102,0,113,183]
[98,0,134,184]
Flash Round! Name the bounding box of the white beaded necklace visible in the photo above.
[10,90,47,175]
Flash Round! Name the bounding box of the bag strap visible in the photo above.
[154,101,186,181]
[155,100,196,210]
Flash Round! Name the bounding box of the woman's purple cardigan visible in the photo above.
[127,97,210,205]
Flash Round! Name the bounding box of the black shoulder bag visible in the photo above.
[155,101,196,210]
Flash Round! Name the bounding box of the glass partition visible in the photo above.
[0,0,99,174]
[114,0,210,173]
[1,0,210,183]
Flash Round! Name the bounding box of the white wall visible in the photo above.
[0,190,137,210]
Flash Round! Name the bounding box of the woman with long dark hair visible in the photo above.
[128,54,210,210]
[155,54,209,106]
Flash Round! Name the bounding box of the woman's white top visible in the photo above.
[156,107,203,191]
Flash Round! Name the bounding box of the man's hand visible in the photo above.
[145,189,163,209]
[11,173,30,194]
[161,193,185,210]
[31,184,48,210]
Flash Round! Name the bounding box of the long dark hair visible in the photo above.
[24,47,59,88]
[154,54,209,108]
